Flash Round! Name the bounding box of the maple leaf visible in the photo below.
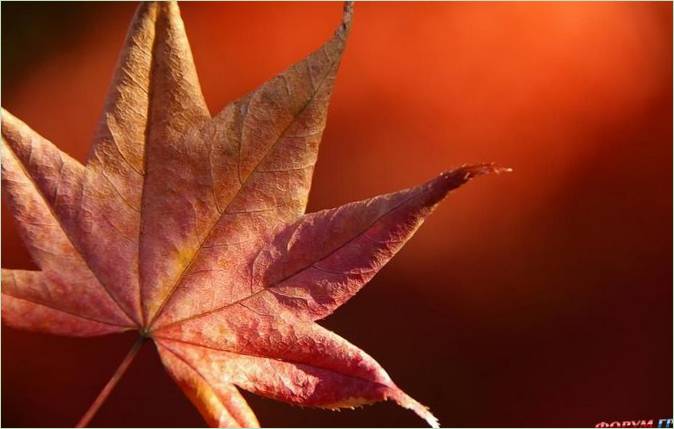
[1,2,509,428]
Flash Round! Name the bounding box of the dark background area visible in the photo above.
[2,2,672,427]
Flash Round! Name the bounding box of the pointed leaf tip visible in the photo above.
[340,1,354,34]
[440,162,511,186]
[392,391,440,428]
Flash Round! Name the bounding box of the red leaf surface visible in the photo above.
[1,2,508,427]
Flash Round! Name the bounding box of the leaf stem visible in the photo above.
[76,336,146,428]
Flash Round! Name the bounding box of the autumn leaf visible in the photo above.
[1,2,509,428]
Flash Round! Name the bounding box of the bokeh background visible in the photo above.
[2,2,672,427]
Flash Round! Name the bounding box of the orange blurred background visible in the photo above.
[2,2,672,427]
